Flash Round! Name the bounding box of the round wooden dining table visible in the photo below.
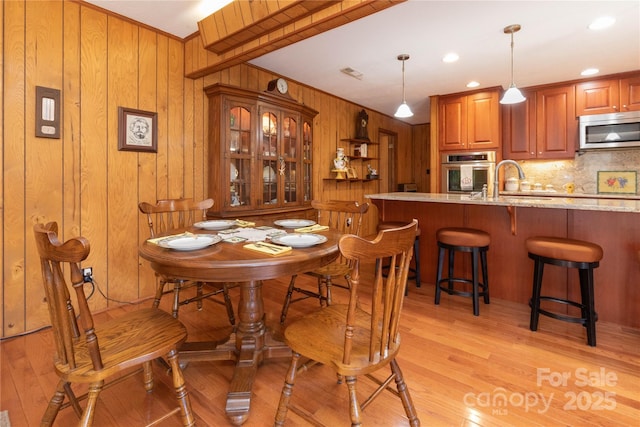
[138,225,341,425]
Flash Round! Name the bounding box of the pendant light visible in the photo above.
[394,54,414,118]
[500,24,526,104]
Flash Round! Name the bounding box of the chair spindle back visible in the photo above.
[138,198,214,237]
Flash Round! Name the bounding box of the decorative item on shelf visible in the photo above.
[355,109,370,140]
[366,164,379,180]
[332,147,349,179]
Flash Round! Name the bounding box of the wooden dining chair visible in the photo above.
[275,220,421,426]
[34,222,195,427]
[280,200,369,323]
[138,198,236,324]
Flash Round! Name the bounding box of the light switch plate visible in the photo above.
[36,86,61,138]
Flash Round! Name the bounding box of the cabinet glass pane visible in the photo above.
[230,106,251,154]
[303,121,313,202]
[262,112,277,157]
[285,161,297,203]
[283,117,297,158]
[262,159,278,205]
[231,158,251,207]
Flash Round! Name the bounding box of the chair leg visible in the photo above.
[413,238,421,288]
[345,376,362,427]
[481,249,490,304]
[275,351,301,426]
[196,282,204,311]
[434,246,444,305]
[152,278,166,309]
[171,281,182,318]
[579,268,597,347]
[167,349,195,427]
[222,284,236,325]
[471,248,480,316]
[80,381,104,427]
[390,359,420,427]
[41,380,66,426]
[143,361,154,392]
[324,277,333,307]
[280,275,298,324]
[529,258,544,332]
[447,248,455,293]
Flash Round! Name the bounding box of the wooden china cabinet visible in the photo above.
[205,84,318,219]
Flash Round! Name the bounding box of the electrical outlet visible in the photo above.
[82,267,93,281]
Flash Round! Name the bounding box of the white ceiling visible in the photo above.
[85,0,640,125]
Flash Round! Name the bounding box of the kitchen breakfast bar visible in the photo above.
[366,193,640,328]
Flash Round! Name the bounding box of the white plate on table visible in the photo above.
[158,234,221,251]
[273,219,316,228]
[194,220,236,231]
[271,233,327,248]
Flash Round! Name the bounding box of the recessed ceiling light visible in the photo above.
[588,16,615,30]
[581,68,599,76]
[466,81,480,88]
[442,53,459,63]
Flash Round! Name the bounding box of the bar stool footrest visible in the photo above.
[530,296,598,324]
[437,278,488,298]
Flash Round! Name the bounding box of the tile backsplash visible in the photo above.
[505,149,640,195]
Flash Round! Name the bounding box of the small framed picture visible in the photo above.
[597,171,637,194]
[118,107,157,152]
[346,167,358,179]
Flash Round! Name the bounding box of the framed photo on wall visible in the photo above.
[118,107,157,152]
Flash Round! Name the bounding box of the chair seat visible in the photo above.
[307,262,351,278]
[437,227,490,247]
[526,236,603,263]
[284,305,401,377]
[377,221,421,237]
[59,308,187,383]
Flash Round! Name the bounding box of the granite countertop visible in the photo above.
[365,192,640,213]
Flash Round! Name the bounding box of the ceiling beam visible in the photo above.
[186,0,405,79]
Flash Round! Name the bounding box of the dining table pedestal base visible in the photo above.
[176,280,292,425]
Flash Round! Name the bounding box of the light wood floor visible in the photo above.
[2,272,639,426]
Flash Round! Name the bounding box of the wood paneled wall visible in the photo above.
[1,0,416,337]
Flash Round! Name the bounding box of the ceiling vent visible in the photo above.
[340,67,363,80]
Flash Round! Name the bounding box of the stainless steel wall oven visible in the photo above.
[441,151,496,194]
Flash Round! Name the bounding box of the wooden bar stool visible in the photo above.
[435,227,490,316]
[377,221,422,290]
[526,236,603,347]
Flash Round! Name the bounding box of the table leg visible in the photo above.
[225,280,265,425]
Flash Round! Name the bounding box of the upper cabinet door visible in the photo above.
[535,84,577,159]
[620,76,640,112]
[467,91,500,149]
[576,79,621,116]
[502,89,536,160]
[438,95,467,151]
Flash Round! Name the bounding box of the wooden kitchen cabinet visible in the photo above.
[535,84,577,159]
[438,89,500,151]
[503,85,576,160]
[576,75,640,115]
[576,78,620,116]
[205,83,318,219]
[620,75,640,112]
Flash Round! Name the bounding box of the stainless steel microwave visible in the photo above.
[579,111,640,150]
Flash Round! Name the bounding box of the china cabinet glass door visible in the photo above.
[229,105,252,208]
[302,120,313,202]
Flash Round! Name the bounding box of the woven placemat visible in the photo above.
[0,410,11,427]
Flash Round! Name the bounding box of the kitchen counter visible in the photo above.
[365,192,640,213]
[366,192,640,329]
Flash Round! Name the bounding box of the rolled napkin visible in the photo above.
[235,219,256,227]
[244,241,292,256]
[294,224,329,233]
[147,232,195,245]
